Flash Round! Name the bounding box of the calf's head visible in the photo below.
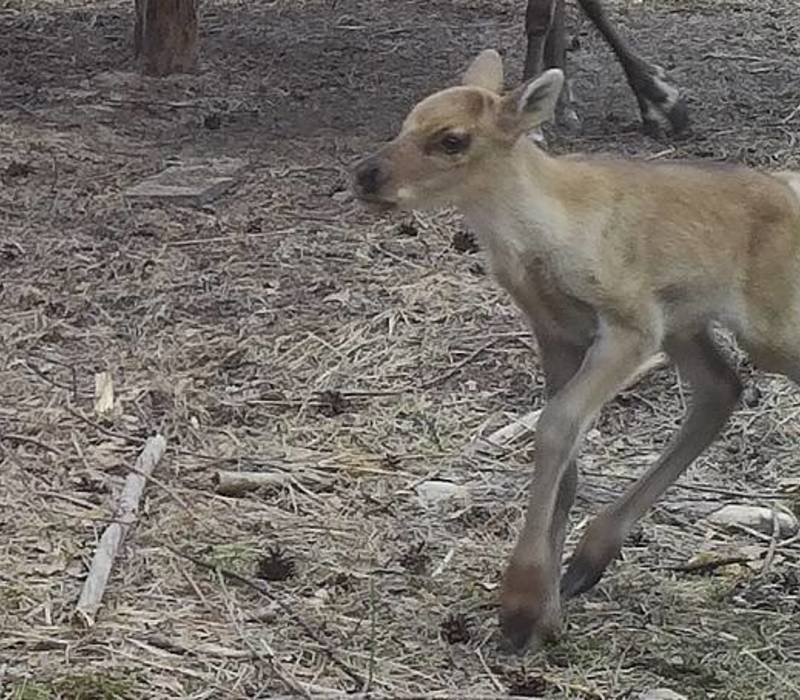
[352,50,564,211]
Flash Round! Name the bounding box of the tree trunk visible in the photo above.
[134,0,198,76]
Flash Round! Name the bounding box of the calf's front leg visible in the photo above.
[499,321,659,651]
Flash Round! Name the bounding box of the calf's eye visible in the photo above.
[439,133,471,155]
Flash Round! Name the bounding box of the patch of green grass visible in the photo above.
[9,673,135,700]
[787,493,800,519]
[9,681,53,700]
[53,673,134,700]
[208,542,257,570]
[0,584,26,610]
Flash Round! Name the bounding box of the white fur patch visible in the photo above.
[397,186,416,202]
[651,66,682,109]
[641,66,682,131]
[774,171,800,203]
[527,127,547,145]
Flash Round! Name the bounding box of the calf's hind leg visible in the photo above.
[561,329,741,598]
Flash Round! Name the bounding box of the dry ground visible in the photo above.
[1,0,800,698]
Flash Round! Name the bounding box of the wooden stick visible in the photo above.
[622,351,669,391]
[165,544,364,688]
[470,353,669,456]
[75,434,167,626]
[470,408,542,457]
[213,470,289,496]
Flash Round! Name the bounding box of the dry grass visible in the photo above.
[1,0,800,698]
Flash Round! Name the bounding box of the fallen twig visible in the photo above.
[421,338,497,389]
[216,570,313,699]
[65,404,145,444]
[582,468,789,501]
[742,649,800,697]
[213,469,290,496]
[470,408,542,456]
[760,508,782,577]
[164,543,364,689]
[470,353,669,455]
[781,101,800,125]
[668,555,752,575]
[75,434,167,626]
[0,433,63,455]
[703,52,779,63]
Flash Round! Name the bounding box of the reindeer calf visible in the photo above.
[351,49,800,652]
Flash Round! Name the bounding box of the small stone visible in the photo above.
[637,690,687,700]
[322,289,351,305]
[312,588,331,606]
[124,157,247,207]
[706,504,798,538]
[415,480,469,506]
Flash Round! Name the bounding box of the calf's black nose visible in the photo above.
[354,159,387,196]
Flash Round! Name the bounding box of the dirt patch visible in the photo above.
[1,0,799,698]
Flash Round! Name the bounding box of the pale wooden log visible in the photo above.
[94,371,115,418]
[470,409,543,457]
[75,434,167,626]
[213,470,290,496]
[470,353,669,456]
[622,352,669,393]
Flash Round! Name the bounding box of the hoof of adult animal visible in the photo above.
[499,560,561,653]
[642,95,689,138]
[499,607,537,653]
[499,607,561,654]
[526,127,548,146]
[557,106,583,135]
[634,62,690,138]
[665,96,690,134]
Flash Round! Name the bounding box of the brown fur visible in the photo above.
[352,50,800,651]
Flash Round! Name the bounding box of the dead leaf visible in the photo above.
[94,371,115,417]
[322,289,351,305]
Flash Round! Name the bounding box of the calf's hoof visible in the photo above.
[561,513,624,599]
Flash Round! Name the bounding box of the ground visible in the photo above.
[1,0,800,698]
